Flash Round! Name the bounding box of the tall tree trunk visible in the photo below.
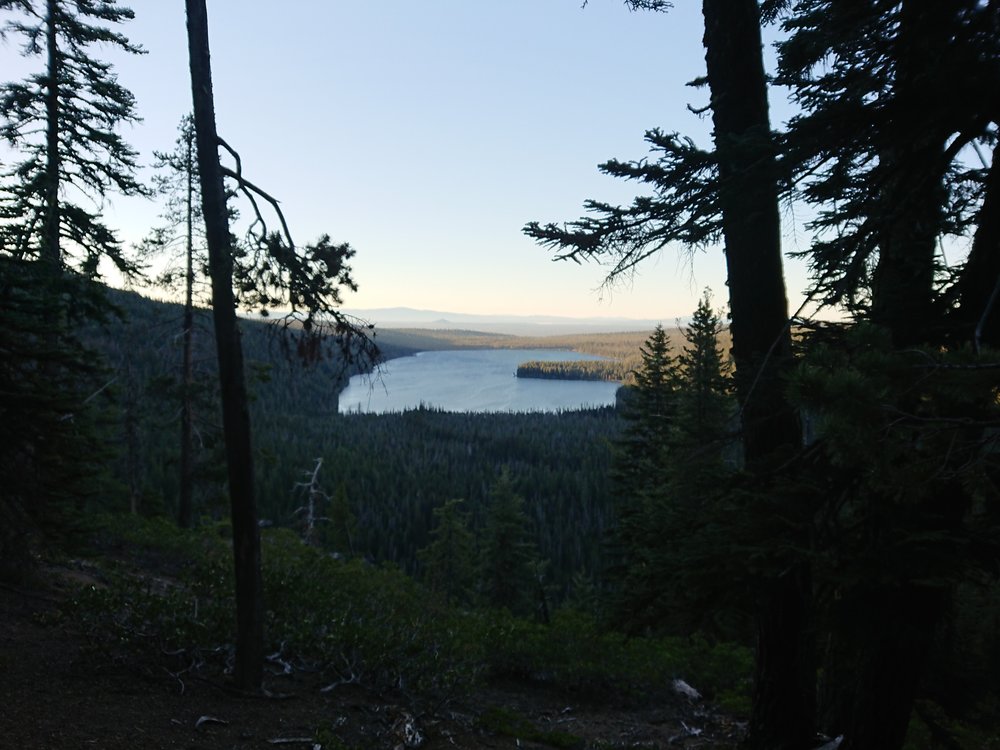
[839,586,946,750]
[701,2,814,748]
[123,356,142,515]
[870,0,951,348]
[178,124,196,529]
[955,141,1000,350]
[185,0,263,691]
[839,6,958,748]
[43,0,60,268]
[702,0,798,466]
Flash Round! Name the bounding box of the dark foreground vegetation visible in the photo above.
[2,1,1000,749]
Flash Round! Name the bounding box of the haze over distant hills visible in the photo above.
[342,306,666,336]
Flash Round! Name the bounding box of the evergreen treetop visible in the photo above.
[418,497,476,607]
[479,470,538,615]
[0,0,146,276]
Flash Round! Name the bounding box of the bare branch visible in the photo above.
[219,165,294,249]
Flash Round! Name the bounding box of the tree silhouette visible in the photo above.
[0,0,146,274]
[479,470,538,615]
[185,0,377,690]
[526,3,812,745]
[140,114,208,527]
[419,498,476,606]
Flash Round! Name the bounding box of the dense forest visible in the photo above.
[516,359,631,382]
[90,290,624,600]
[1,2,999,750]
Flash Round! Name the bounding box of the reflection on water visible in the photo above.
[338,349,620,414]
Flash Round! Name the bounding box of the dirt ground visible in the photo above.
[0,565,745,750]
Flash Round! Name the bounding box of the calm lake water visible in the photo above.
[338,349,621,414]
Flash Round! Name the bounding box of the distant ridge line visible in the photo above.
[342,306,673,336]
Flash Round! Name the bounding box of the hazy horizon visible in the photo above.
[1,2,813,321]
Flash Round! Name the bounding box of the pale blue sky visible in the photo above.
[2,1,814,320]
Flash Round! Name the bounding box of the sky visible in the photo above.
[1,1,815,321]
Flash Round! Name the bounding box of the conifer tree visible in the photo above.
[479,470,538,615]
[608,324,675,617]
[527,3,813,744]
[185,0,377,690]
[674,289,730,450]
[615,324,677,495]
[610,297,734,635]
[418,498,475,606]
[322,481,357,558]
[775,4,1000,745]
[0,0,142,564]
[0,0,146,274]
[140,114,207,527]
[0,257,109,572]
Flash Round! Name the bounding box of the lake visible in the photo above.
[338,349,621,414]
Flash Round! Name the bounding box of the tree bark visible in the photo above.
[838,586,945,750]
[43,0,60,268]
[870,0,952,348]
[840,6,961,747]
[701,2,814,748]
[955,141,1000,350]
[702,0,798,466]
[185,0,263,691]
[178,123,196,529]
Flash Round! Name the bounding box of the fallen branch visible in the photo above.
[194,715,229,730]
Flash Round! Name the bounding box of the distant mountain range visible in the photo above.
[341,306,666,336]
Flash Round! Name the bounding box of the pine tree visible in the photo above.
[0,1,142,567]
[610,297,735,636]
[479,470,538,615]
[185,0,377,690]
[0,0,146,274]
[526,3,812,742]
[0,258,111,574]
[418,498,475,606]
[139,114,210,527]
[775,5,1000,746]
[321,481,357,558]
[674,289,730,451]
[608,325,676,620]
[615,324,677,494]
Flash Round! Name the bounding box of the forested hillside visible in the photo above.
[3,2,999,748]
[87,290,621,597]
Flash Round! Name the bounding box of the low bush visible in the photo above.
[72,516,751,706]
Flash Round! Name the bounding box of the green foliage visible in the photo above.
[418,498,476,606]
[81,290,621,598]
[73,517,232,665]
[516,358,630,382]
[904,698,1000,750]
[0,260,118,574]
[0,0,146,273]
[787,326,1000,588]
[320,481,357,557]
[80,289,226,521]
[72,516,752,705]
[258,529,486,695]
[612,324,678,521]
[481,607,751,703]
[610,299,738,637]
[673,290,731,448]
[74,521,488,695]
[479,470,541,615]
